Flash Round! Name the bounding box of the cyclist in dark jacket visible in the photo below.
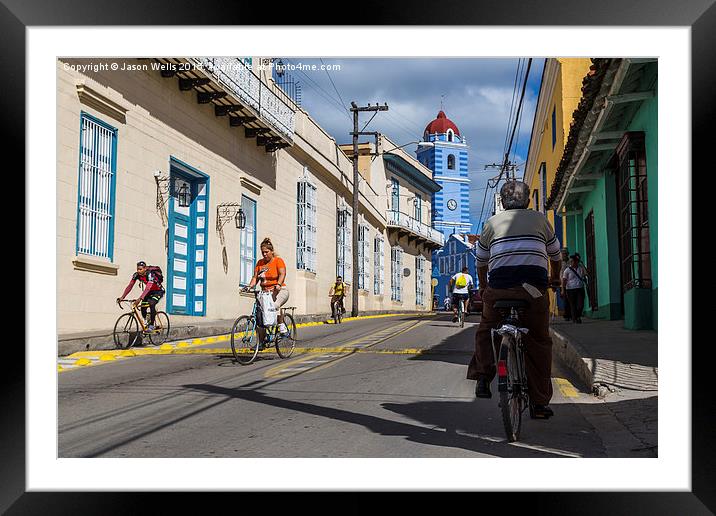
[117,261,165,330]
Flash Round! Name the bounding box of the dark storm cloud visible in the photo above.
[278,57,545,232]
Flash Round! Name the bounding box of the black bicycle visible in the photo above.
[330,295,344,324]
[492,299,531,442]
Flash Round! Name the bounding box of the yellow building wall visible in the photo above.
[525,58,592,315]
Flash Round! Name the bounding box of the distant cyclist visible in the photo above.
[449,266,474,322]
[117,261,165,331]
[328,275,348,319]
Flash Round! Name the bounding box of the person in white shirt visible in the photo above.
[561,253,588,323]
[449,266,474,322]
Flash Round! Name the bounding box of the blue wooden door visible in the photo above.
[167,162,209,316]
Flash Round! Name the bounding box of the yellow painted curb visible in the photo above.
[160,344,174,351]
[177,342,190,348]
[555,378,580,398]
[57,365,63,371]
[99,354,116,361]
[192,338,203,344]
[119,350,137,357]
[74,358,92,366]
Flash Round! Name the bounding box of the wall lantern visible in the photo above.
[216,202,245,233]
[177,183,191,208]
[235,208,246,229]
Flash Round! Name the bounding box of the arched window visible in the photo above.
[447,154,455,170]
[447,129,454,142]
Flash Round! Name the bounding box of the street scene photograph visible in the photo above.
[56,55,658,462]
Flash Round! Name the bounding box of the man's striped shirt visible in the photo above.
[475,209,562,289]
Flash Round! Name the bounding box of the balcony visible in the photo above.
[386,210,444,250]
[154,57,295,152]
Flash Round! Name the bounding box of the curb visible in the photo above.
[57,310,433,357]
[549,326,595,391]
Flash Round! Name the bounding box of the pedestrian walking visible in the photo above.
[558,249,571,321]
[562,253,588,323]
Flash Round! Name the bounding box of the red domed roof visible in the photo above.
[424,111,460,136]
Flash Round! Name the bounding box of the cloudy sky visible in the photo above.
[276,57,545,233]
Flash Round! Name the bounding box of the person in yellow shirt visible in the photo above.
[329,276,349,319]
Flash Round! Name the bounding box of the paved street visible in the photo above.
[58,313,655,458]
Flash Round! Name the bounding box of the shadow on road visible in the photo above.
[180,382,622,458]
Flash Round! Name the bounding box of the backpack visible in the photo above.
[145,266,164,286]
[455,274,467,288]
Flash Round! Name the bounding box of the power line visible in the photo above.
[321,58,349,113]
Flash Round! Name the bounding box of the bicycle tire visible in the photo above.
[231,315,260,365]
[499,335,522,442]
[147,311,170,346]
[275,314,297,358]
[113,313,141,350]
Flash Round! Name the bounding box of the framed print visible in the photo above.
[6,0,711,512]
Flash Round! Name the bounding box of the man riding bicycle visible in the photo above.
[117,261,165,331]
[467,181,562,419]
[329,276,348,319]
[449,266,473,323]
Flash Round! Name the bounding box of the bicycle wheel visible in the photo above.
[499,335,522,442]
[113,313,141,350]
[231,315,260,365]
[276,314,297,358]
[147,311,170,346]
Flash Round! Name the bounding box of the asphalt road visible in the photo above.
[58,312,647,459]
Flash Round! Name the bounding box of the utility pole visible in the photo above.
[350,101,388,317]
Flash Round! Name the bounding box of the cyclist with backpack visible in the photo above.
[117,261,165,331]
[449,266,474,323]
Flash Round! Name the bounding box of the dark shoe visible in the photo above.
[452,316,458,323]
[531,404,554,419]
[475,378,492,399]
[576,318,582,324]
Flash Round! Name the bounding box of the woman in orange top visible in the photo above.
[246,237,290,336]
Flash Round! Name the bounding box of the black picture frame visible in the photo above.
[5,0,708,512]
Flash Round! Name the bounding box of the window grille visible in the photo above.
[416,256,425,305]
[358,224,370,290]
[76,114,117,260]
[240,195,256,285]
[615,132,651,291]
[336,207,352,281]
[297,179,317,272]
[374,236,384,295]
[391,246,403,301]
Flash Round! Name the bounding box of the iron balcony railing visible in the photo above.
[386,210,445,247]
[190,57,295,143]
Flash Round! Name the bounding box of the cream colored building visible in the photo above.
[57,57,443,334]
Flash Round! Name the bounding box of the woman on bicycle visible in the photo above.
[244,237,290,337]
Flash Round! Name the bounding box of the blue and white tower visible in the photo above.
[416,110,471,239]
[416,110,473,300]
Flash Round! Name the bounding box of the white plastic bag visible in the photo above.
[258,291,277,327]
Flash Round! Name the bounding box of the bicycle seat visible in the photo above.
[493,299,529,309]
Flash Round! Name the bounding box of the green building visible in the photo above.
[546,58,657,330]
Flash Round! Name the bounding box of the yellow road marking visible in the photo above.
[555,377,580,398]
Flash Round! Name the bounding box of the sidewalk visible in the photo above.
[57,309,429,357]
[550,316,658,455]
